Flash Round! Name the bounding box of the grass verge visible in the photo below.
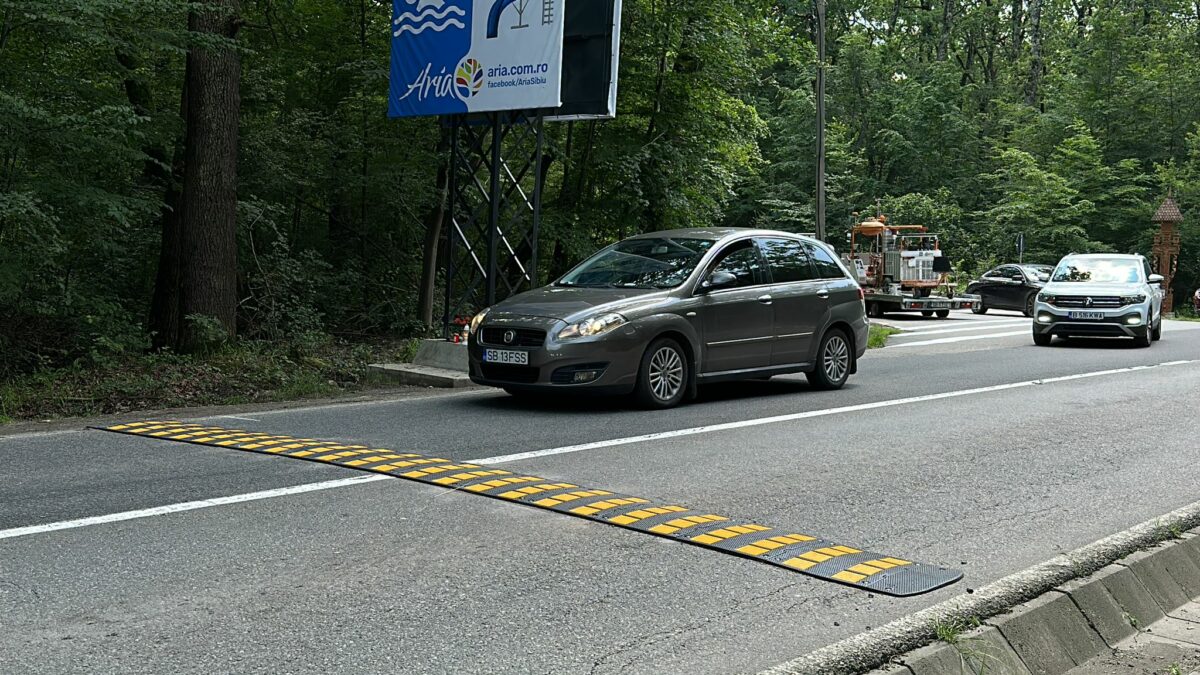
[0,336,421,423]
[868,324,901,349]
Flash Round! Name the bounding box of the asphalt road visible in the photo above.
[3,314,1200,674]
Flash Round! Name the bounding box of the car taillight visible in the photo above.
[857,288,865,301]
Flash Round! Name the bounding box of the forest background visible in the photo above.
[2,0,1198,417]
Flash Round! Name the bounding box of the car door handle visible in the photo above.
[816,289,830,300]
[757,294,773,304]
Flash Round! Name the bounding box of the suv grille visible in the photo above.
[1052,295,1122,308]
[480,327,546,347]
[480,363,539,384]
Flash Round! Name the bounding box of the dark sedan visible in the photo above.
[966,264,1052,316]
[466,228,870,409]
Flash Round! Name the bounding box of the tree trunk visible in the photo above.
[1010,0,1024,61]
[1024,0,1043,107]
[176,0,242,351]
[417,125,452,330]
[149,181,185,349]
[120,47,189,350]
[937,0,953,61]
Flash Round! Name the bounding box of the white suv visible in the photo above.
[1032,254,1164,347]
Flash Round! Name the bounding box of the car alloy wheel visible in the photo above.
[648,346,684,402]
[823,334,850,383]
[807,329,852,390]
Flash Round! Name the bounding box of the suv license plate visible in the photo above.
[1068,311,1104,321]
[484,349,529,365]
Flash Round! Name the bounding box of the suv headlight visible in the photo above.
[469,309,489,335]
[557,313,627,340]
[1038,293,1057,305]
[1120,294,1146,305]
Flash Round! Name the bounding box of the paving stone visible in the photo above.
[1170,601,1200,625]
[1147,616,1200,647]
[1063,636,1200,675]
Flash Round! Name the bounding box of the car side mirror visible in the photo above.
[1148,274,1164,285]
[700,270,738,293]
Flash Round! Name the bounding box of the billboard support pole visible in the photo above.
[487,113,502,306]
[815,0,827,243]
[444,116,461,337]
[443,111,545,337]
[531,114,544,287]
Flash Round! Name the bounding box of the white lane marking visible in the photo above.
[226,388,494,418]
[889,321,1030,338]
[893,318,1026,333]
[0,389,497,442]
[886,330,1029,348]
[472,360,1199,464]
[0,475,393,541]
[6,359,1196,540]
[221,415,261,422]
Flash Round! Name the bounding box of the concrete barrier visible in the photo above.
[413,339,468,372]
[764,525,1200,675]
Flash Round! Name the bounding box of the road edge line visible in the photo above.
[759,500,1200,675]
[475,360,1197,465]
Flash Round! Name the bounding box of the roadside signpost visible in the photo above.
[1016,232,1025,264]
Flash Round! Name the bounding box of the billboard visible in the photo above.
[546,0,622,121]
[389,0,566,117]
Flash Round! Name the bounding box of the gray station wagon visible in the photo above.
[467,228,870,408]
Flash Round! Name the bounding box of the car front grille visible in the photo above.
[480,327,546,347]
[480,363,540,384]
[1051,295,1122,308]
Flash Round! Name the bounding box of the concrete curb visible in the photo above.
[412,339,468,371]
[365,363,473,388]
[761,501,1200,675]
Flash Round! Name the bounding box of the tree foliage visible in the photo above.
[1,0,1199,377]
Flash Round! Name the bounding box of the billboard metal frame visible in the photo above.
[425,0,623,336]
[443,111,545,336]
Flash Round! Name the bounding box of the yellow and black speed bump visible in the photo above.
[96,421,962,597]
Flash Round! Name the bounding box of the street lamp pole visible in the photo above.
[815,0,827,242]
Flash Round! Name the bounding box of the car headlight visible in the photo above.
[469,309,489,335]
[1038,293,1056,305]
[557,313,627,340]
[1120,294,1146,305]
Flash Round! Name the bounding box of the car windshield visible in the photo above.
[557,237,716,289]
[1023,265,1052,280]
[1052,258,1141,283]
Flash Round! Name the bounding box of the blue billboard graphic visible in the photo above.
[389,0,565,118]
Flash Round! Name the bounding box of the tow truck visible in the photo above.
[841,213,980,318]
